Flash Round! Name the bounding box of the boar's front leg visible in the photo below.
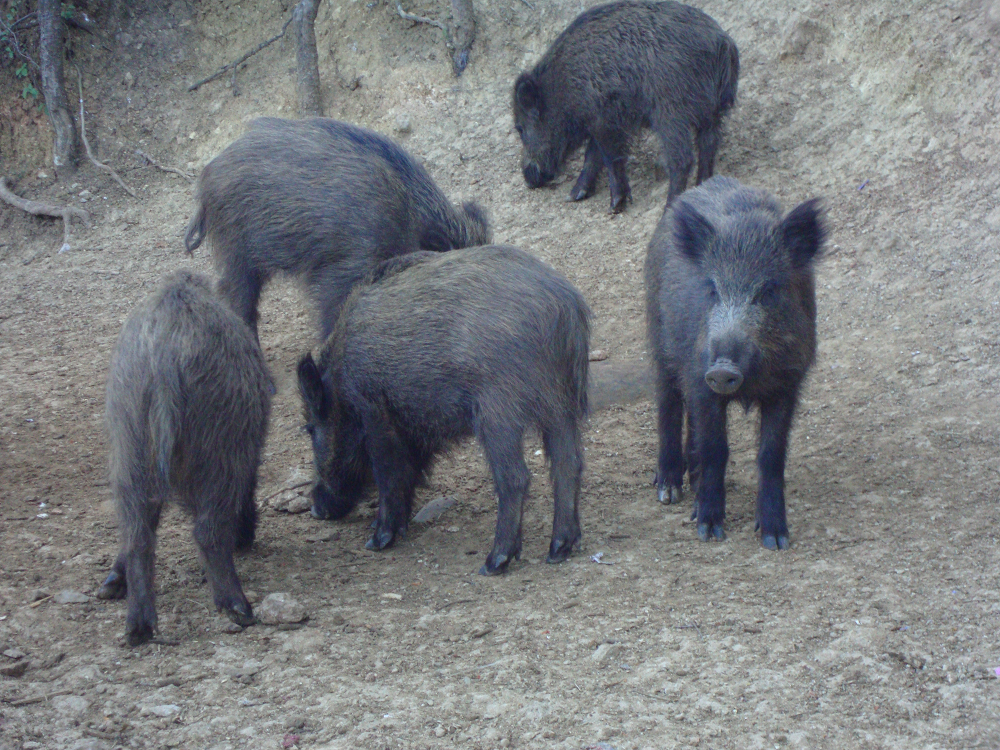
[756,393,798,551]
[363,413,420,551]
[586,129,631,213]
[654,374,685,505]
[690,392,728,542]
[568,138,604,202]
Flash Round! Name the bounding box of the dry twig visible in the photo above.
[262,481,312,502]
[397,3,447,32]
[188,16,294,92]
[0,176,90,252]
[135,149,194,181]
[8,688,74,707]
[75,66,136,197]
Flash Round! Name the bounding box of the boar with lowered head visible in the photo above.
[185,117,491,338]
[297,245,590,575]
[645,176,825,550]
[513,0,739,213]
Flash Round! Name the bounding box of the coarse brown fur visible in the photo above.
[645,176,824,549]
[185,117,491,338]
[97,270,273,646]
[513,0,739,213]
[298,246,590,575]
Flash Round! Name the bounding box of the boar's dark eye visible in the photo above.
[705,279,718,300]
[756,283,779,306]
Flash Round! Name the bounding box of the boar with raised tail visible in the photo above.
[185,117,491,338]
[97,270,272,645]
[645,177,825,550]
[297,245,590,575]
[513,0,739,213]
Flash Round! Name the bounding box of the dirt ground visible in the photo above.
[1,0,999,748]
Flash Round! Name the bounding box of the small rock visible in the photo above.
[78,189,92,199]
[37,171,48,180]
[284,495,312,514]
[394,113,411,134]
[412,496,455,523]
[591,643,623,666]
[123,71,134,88]
[589,349,609,362]
[258,593,308,625]
[3,647,27,660]
[305,530,340,543]
[147,704,181,718]
[54,589,90,604]
[0,660,28,678]
[220,620,244,634]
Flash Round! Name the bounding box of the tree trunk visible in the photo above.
[294,0,323,117]
[449,0,476,76]
[39,0,79,171]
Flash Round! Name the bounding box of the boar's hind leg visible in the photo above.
[543,417,583,563]
[192,499,254,627]
[654,377,685,505]
[364,415,422,551]
[691,394,728,542]
[216,265,264,339]
[694,118,723,185]
[568,138,604,203]
[115,487,164,646]
[234,476,258,552]
[480,422,530,576]
[755,394,797,551]
[654,121,695,204]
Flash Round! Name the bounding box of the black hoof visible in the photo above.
[761,534,789,551]
[97,570,126,600]
[568,186,590,202]
[479,554,512,576]
[223,600,256,627]
[125,621,156,647]
[365,526,396,551]
[696,522,725,542]
[546,536,578,564]
[658,484,682,505]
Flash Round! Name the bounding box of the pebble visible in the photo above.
[258,593,308,625]
[412,496,455,524]
[0,661,28,678]
[589,349,609,362]
[147,704,181,718]
[395,113,412,133]
[591,643,623,666]
[271,490,311,514]
[305,530,340,543]
[27,589,49,603]
[54,590,90,604]
[3,647,26,659]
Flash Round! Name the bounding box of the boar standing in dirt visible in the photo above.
[645,177,825,550]
[513,0,739,213]
[297,245,590,575]
[185,117,491,338]
[97,270,273,646]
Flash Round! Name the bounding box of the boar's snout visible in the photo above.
[705,360,744,395]
[523,162,554,189]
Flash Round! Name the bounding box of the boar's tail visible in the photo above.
[184,203,207,254]
[149,359,183,482]
[717,37,740,114]
[560,302,591,419]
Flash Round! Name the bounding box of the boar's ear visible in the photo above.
[297,353,329,420]
[672,200,716,262]
[515,74,542,113]
[782,198,826,268]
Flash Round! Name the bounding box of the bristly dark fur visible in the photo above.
[98,270,272,646]
[645,176,825,551]
[184,117,492,339]
[298,246,590,576]
[513,0,739,213]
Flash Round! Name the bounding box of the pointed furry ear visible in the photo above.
[297,353,328,420]
[672,200,716,262]
[782,198,826,267]
[514,74,542,113]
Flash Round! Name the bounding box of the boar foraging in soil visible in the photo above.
[645,177,825,550]
[97,270,273,646]
[185,117,491,338]
[297,246,590,575]
[513,0,739,213]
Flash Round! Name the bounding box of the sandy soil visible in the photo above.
[1,1,999,749]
